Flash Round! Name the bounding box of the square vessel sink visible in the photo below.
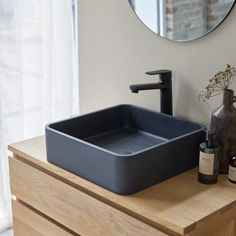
[46,104,205,195]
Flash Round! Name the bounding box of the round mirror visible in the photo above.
[128,0,235,42]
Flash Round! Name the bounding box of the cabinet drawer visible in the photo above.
[10,157,167,236]
[12,200,74,236]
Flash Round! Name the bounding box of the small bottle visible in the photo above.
[228,156,236,183]
[198,131,220,184]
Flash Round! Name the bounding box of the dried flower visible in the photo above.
[199,64,236,103]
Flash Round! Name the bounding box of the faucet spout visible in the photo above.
[129,70,173,115]
[130,82,167,93]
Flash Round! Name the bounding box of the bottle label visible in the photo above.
[229,165,236,181]
[199,151,214,175]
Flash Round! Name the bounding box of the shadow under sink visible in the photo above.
[46,104,205,195]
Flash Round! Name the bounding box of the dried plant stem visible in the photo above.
[199,64,236,103]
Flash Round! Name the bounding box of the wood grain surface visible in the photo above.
[12,200,74,236]
[9,136,236,235]
[10,157,167,236]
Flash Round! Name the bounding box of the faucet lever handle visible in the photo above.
[145,70,172,83]
[145,69,172,76]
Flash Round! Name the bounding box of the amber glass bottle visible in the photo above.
[198,132,220,184]
[228,156,236,183]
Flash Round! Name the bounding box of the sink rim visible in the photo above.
[46,104,206,158]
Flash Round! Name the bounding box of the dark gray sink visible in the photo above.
[45,104,205,195]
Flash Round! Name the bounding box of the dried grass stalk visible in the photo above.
[199,64,236,103]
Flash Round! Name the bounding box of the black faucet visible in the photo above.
[129,70,173,115]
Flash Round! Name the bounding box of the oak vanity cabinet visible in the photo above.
[9,137,236,236]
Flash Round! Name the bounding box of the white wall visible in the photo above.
[78,0,236,126]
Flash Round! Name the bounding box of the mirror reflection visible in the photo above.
[129,0,235,41]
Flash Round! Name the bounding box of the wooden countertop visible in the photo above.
[9,136,236,235]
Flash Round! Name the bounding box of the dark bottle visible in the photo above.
[210,89,236,174]
[228,156,236,183]
[198,132,220,184]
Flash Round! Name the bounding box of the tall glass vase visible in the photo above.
[210,89,236,174]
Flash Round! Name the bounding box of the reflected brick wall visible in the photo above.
[165,0,234,40]
[207,0,234,29]
[165,0,206,40]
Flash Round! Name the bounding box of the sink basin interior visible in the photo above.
[49,105,201,155]
[84,127,168,155]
